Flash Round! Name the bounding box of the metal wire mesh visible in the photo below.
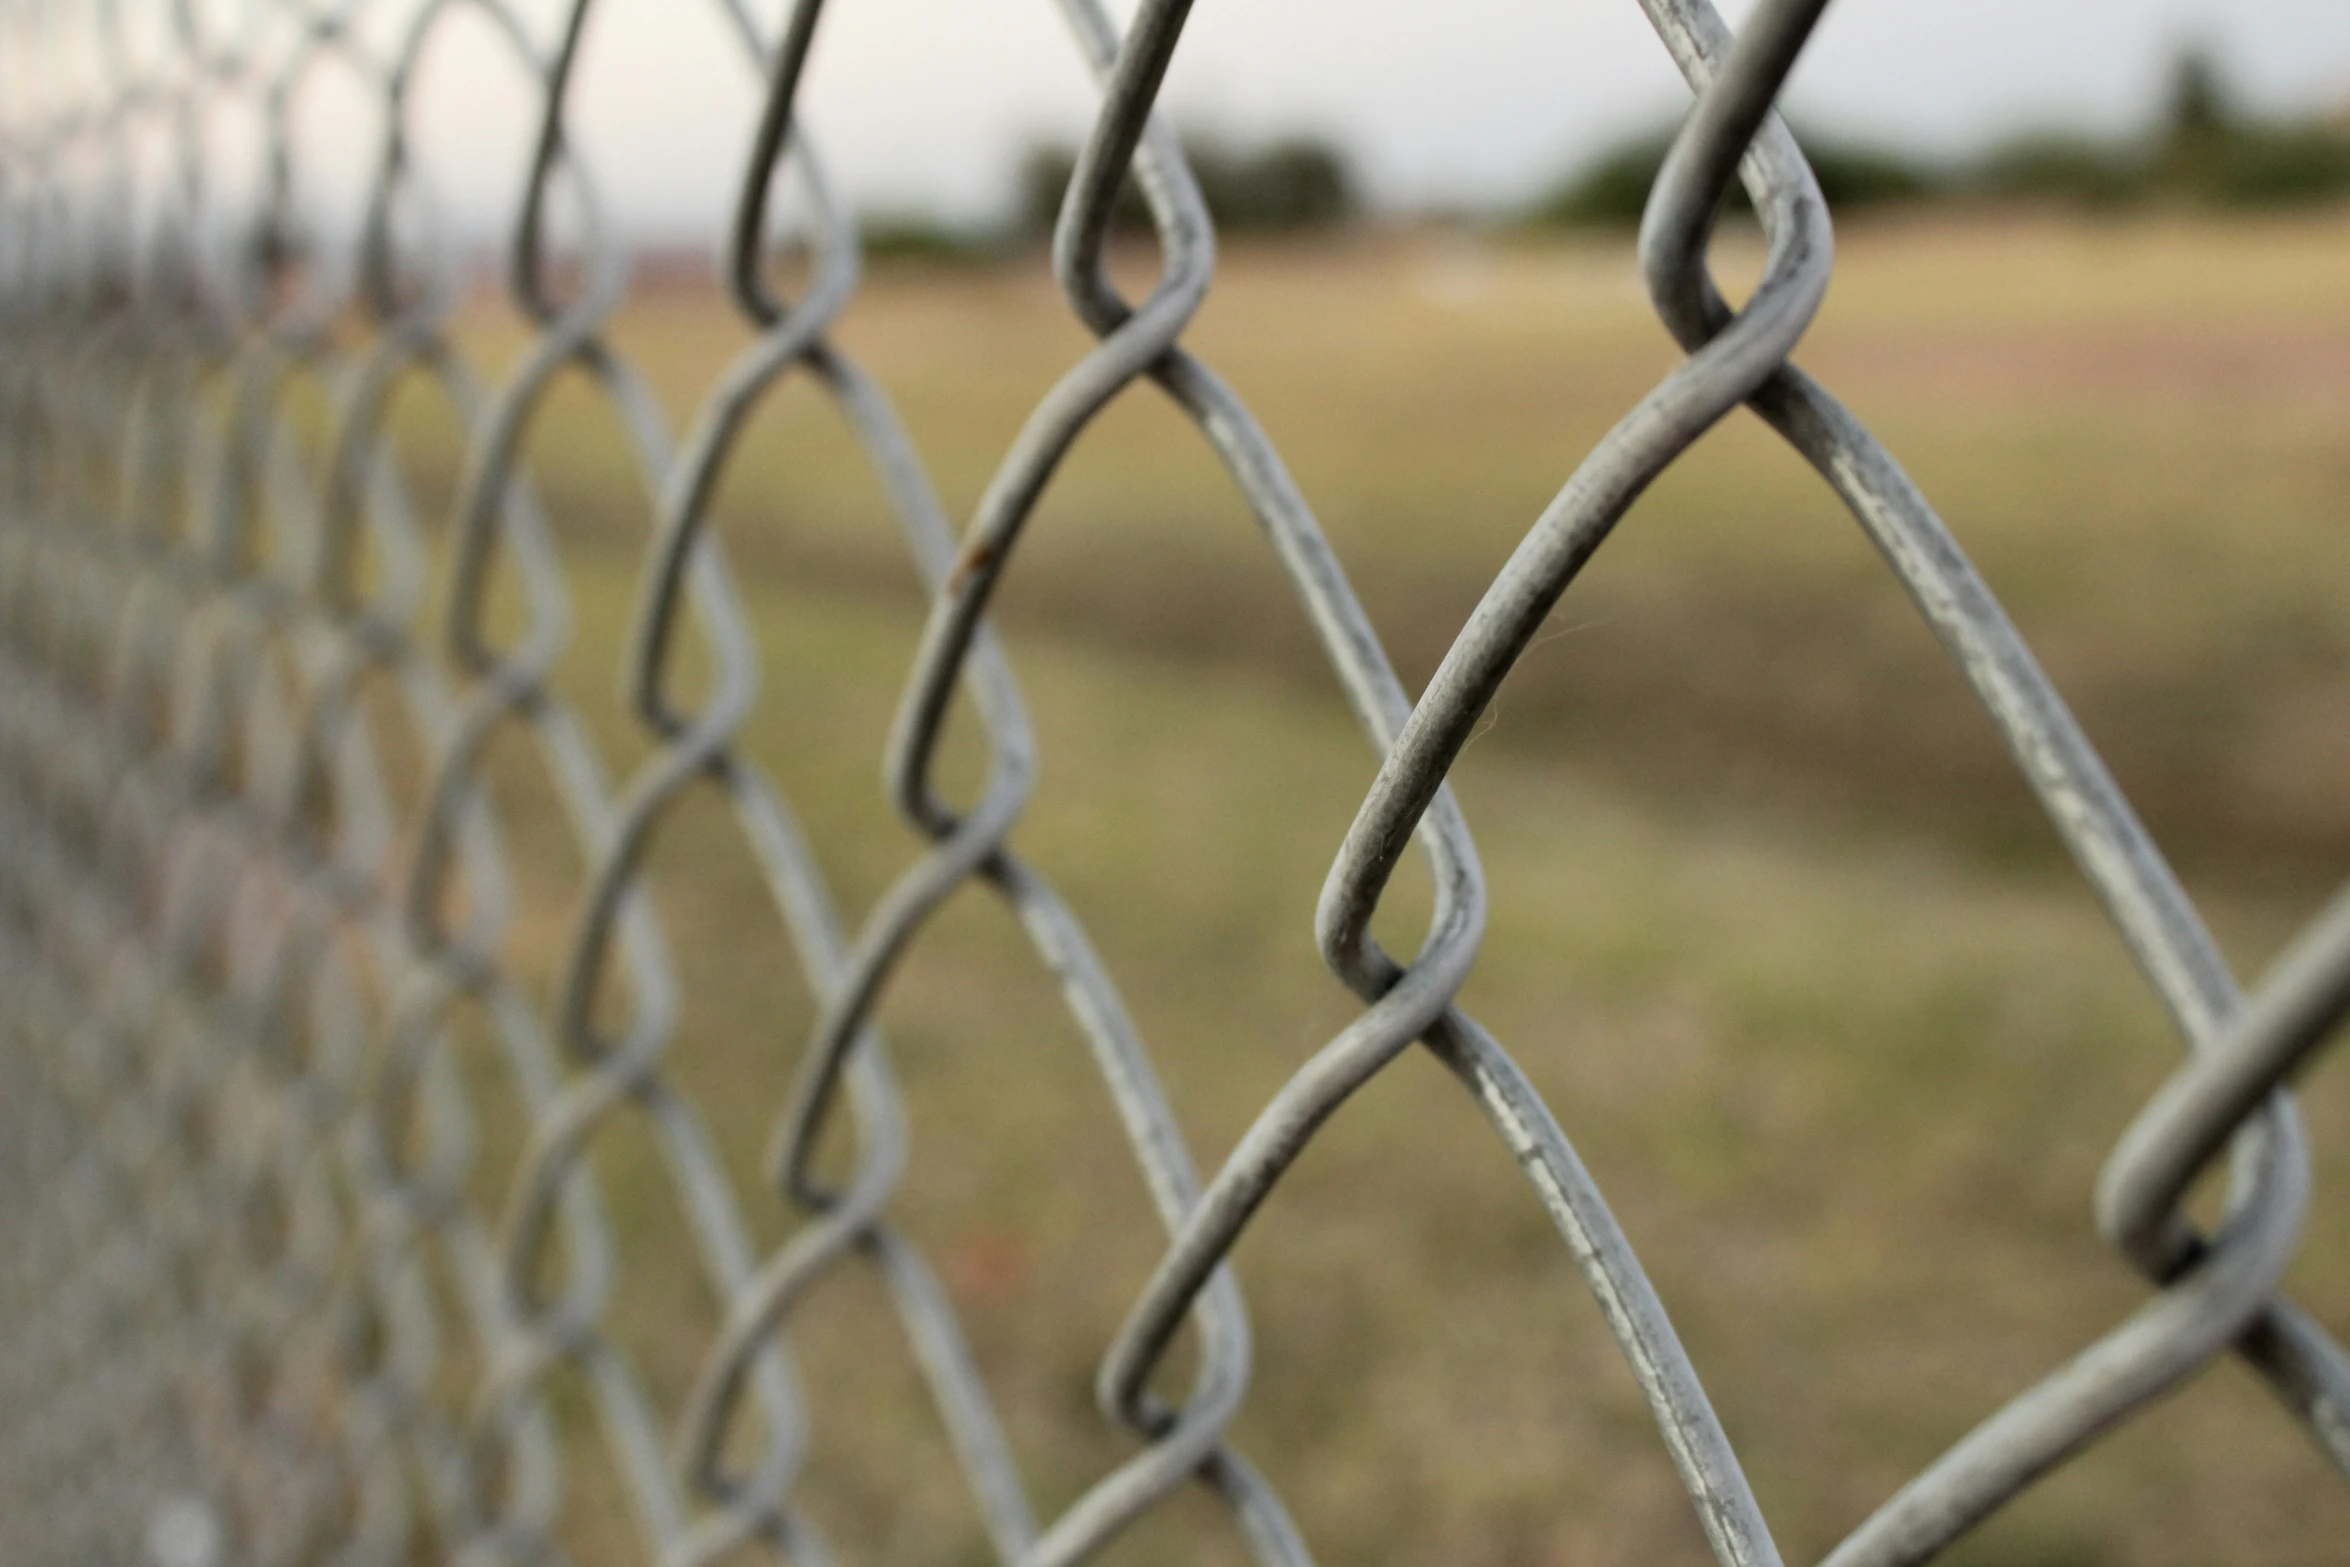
[0,1,2344,1565]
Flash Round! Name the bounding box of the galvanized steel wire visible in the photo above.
[0,1,2344,1565]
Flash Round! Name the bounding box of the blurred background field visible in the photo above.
[396,203,2350,1567]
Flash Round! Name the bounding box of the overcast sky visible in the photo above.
[374,0,2350,239]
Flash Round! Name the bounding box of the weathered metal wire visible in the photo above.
[0,2,2342,1566]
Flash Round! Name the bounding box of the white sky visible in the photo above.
[375,0,2350,239]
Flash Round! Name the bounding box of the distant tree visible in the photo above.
[2148,43,2350,208]
[1015,134,1356,238]
[1804,141,1940,208]
[1971,132,2142,208]
[858,213,1002,266]
[1187,138,1353,231]
[1016,143,1148,237]
[2151,44,2234,197]
[2201,126,2350,207]
[1530,132,1673,228]
[1531,127,1939,229]
[2164,45,2235,145]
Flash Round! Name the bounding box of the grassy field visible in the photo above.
[398,211,2350,1566]
[474,208,2350,891]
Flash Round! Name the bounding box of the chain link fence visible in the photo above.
[0,1,2345,1564]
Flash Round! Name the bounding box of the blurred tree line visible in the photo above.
[857,47,2348,261]
[857,133,1354,263]
[1012,135,1355,237]
[1534,47,2350,228]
